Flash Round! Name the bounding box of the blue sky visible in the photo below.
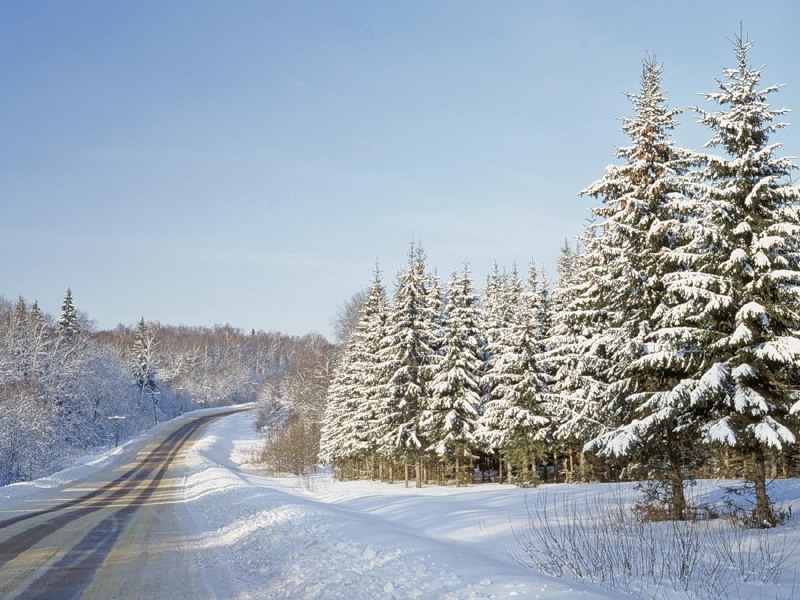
[2,1,800,338]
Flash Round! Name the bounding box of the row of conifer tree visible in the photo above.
[319,33,800,526]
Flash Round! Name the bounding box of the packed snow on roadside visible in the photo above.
[183,411,800,600]
[183,410,615,599]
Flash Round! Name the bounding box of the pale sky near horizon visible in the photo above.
[3,1,800,338]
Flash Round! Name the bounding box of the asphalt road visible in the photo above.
[0,409,246,599]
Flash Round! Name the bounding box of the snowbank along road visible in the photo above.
[0,408,249,599]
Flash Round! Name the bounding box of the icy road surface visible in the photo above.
[0,409,619,598]
[0,408,248,598]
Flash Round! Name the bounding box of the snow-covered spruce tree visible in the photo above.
[421,267,483,484]
[579,57,700,519]
[480,265,550,485]
[50,288,90,431]
[522,265,554,466]
[667,33,800,526]
[319,360,360,474]
[320,266,388,479]
[479,266,523,481]
[545,233,616,482]
[318,349,359,476]
[480,264,513,356]
[28,300,48,345]
[529,264,552,346]
[131,317,160,424]
[376,243,440,487]
[420,250,444,335]
[355,271,393,480]
[57,288,81,342]
[480,265,520,379]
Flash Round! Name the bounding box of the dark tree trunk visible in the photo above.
[498,452,503,484]
[752,449,776,527]
[666,430,687,520]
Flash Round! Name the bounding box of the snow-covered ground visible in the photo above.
[182,411,614,599]
[3,409,800,599]
[183,411,800,599]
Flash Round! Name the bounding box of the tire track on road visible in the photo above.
[0,416,204,570]
[0,415,209,532]
[0,409,247,599]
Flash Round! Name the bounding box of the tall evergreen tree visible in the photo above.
[320,266,388,475]
[320,347,361,471]
[52,288,88,424]
[13,296,26,325]
[480,266,521,375]
[546,232,613,482]
[579,57,698,518]
[29,300,44,329]
[480,265,550,483]
[58,288,81,342]
[664,33,800,525]
[422,267,483,482]
[528,264,551,346]
[376,243,440,485]
[479,267,523,445]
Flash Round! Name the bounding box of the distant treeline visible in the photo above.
[0,289,331,486]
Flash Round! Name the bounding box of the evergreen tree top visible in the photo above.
[699,33,789,159]
[58,288,81,339]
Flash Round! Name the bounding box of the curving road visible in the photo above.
[0,409,247,600]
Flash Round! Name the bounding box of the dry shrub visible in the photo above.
[632,480,718,522]
[259,419,319,476]
[511,488,796,599]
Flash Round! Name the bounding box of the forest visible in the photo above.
[319,34,800,528]
[0,288,336,487]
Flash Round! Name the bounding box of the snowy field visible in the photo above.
[3,409,800,599]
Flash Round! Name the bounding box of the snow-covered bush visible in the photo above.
[513,488,797,599]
